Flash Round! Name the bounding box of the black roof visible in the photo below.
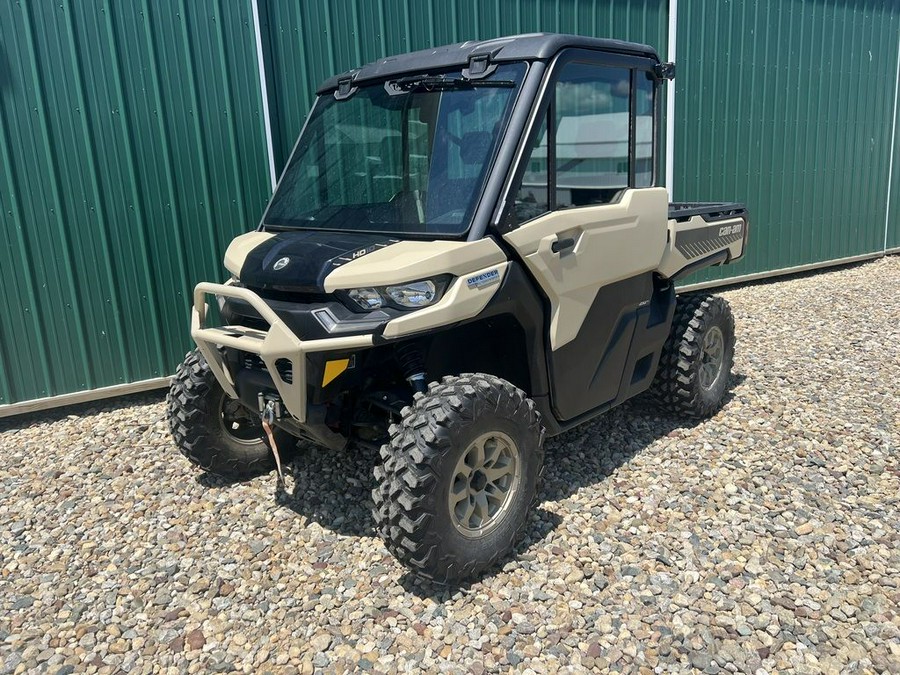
[317,33,660,94]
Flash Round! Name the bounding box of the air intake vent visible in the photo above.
[274,358,293,384]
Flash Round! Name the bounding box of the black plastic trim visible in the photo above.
[317,33,660,94]
[548,274,675,430]
[221,295,396,341]
[671,250,730,281]
[669,202,747,221]
[467,61,546,241]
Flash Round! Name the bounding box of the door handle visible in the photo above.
[551,237,576,254]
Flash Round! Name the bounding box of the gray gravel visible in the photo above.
[2,256,900,674]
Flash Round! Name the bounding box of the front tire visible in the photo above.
[372,374,544,583]
[167,349,295,479]
[649,293,735,417]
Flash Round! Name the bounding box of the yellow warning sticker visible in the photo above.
[322,359,350,387]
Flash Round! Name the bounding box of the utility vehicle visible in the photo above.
[168,33,748,582]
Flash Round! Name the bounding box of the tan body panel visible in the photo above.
[323,239,506,291]
[382,263,509,338]
[503,188,668,350]
[224,231,275,277]
[658,214,747,279]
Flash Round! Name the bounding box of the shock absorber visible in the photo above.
[395,341,427,394]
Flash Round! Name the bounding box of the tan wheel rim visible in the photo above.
[448,431,521,538]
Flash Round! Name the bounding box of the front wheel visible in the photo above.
[167,349,295,479]
[372,374,544,583]
[649,293,736,417]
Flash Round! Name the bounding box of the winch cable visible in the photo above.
[261,401,291,494]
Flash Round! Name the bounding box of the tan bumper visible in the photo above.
[191,282,372,423]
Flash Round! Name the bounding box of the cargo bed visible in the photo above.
[660,202,749,280]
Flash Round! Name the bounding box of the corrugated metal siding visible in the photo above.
[259,0,668,170]
[675,0,900,283]
[0,0,270,405]
[3,0,898,409]
[889,45,900,251]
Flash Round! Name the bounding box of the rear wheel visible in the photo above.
[649,294,735,418]
[372,374,544,583]
[167,349,295,479]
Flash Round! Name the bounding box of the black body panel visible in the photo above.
[549,273,675,422]
[446,262,550,398]
[239,230,398,293]
[220,293,397,341]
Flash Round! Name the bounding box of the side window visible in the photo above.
[635,71,654,188]
[507,58,657,228]
[555,63,631,208]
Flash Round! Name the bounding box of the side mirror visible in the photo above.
[654,62,676,81]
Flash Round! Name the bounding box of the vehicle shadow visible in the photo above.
[196,373,745,595]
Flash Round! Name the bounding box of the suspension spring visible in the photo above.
[395,341,427,394]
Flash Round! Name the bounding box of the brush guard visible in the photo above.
[191,282,371,424]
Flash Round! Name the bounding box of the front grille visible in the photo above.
[243,353,266,371]
[241,353,293,385]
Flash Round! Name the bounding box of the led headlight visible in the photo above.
[347,287,384,309]
[385,280,436,308]
[344,277,448,312]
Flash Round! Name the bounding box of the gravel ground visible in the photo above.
[2,257,899,674]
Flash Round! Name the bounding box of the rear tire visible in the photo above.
[167,349,295,479]
[372,374,544,583]
[649,293,735,418]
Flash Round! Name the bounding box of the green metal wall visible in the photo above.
[1,0,898,408]
[675,0,900,283]
[0,0,271,405]
[890,53,900,251]
[259,0,667,168]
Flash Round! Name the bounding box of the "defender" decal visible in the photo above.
[466,269,500,289]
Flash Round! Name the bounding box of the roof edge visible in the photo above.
[317,32,660,94]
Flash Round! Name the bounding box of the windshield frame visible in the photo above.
[258,62,531,240]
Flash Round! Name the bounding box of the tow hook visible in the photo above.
[260,399,291,495]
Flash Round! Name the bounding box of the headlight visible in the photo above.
[347,287,384,309]
[385,280,436,308]
[343,277,448,312]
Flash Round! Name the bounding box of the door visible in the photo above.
[502,52,669,421]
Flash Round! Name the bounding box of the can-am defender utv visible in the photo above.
[168,33,749,582]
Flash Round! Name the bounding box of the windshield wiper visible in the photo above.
[390,75,515,92]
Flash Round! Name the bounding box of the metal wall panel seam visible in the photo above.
[665,0,676,198]
[20,1,93,391]
[212,0,250,224]
[61,0,132,382]
[841,2,860,258]
[101,2,166,374]
[176,0,223,275]
[139,0,192,306]
[0,79,54,400]
[885,30,900,251]
[251,0,278,191]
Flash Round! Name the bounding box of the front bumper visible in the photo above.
[191,282,372,423]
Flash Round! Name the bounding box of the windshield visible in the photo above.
[263,63,526,236]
